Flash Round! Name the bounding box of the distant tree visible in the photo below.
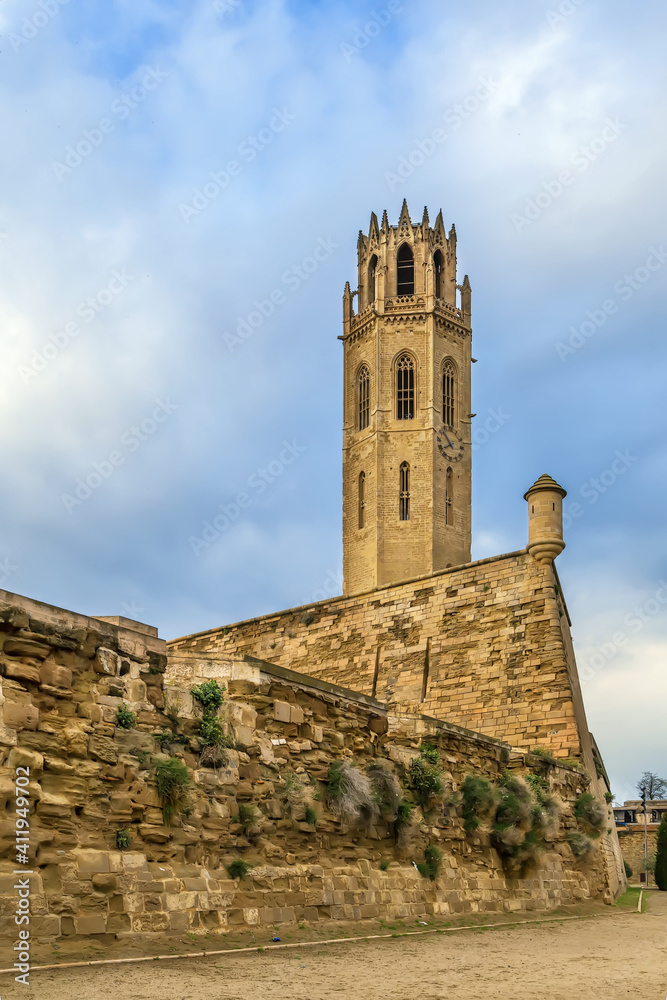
[637,772,667,800]
[655,816,667,891]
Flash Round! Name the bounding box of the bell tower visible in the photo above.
[341,201,473,595]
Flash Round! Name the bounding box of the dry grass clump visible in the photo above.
[326,760,378,827]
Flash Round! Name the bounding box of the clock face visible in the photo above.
[436,427,465,463]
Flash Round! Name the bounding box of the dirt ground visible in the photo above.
[1,895,665,1000]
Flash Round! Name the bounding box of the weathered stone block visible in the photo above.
[74,913,107,934]
[3,662,41,684]
[4,637,51,659]
[94,648,119,676]
[39,662,73,692]
[274,701,291,723]
[2,702,39,731]
[88,735,117,764]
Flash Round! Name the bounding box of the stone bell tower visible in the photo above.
[341,200,473,596]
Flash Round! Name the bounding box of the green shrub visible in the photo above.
[116,703,136,730]
[419,744,440,765]
[304,806,317,827]
[379,859,391,871]
[116,828,131,850]
[460,776,495,832]
[416,845,442,881]
[197,715,232,749]
[392,800,413,842]
[227,859,252,879]
[237,803,258,833]
[326,761,377,827]
[408,755,443,808]
[530,746,556,764]
[624,860,633,878]
[154,757,190,825]
[190,679,225,711]
[655,816,667,890]
[525,773,549,802]
[491,774,543,864]
[574,793,606,836]
[604,791,614,804]
[568,831,595,859]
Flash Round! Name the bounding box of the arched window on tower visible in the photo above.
[433,250,444,299]
[368,255,377,306]
[358,471,366,529]
[445,467,453,525]
[357,364,370,431]
[399,462,410,521]
[396,243,414,296]
[443,359,456,429]
[396,354,415,420]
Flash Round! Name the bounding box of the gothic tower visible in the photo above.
[341,201,472,595]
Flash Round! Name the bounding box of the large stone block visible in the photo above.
[4,637,51,659]
[74,913,107,934]
[94,648,120,676]
[2,702,39,731]
[3,662,41,684]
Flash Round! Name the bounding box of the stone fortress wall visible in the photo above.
[0,588,622,943]
[169,553,592,766]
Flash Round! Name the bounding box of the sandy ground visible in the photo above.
[1,896,665,1000]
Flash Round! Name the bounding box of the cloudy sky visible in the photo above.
[0,0,665,799]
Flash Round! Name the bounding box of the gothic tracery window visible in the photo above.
[396,243,414,296]
[396,354,415,420]
[399,462,410,521]
[443,358,456,429]
[357,364,370,430]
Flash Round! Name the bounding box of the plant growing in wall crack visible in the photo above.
[408,750,443,810]
[190,679,232,766]
[326,760,378,827]
[154,757,190,825]
[116,702,136,730]
[460,776,496,832]
[416,844,442,881]
[574,792,606,837]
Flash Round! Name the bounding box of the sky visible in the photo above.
[0,0,665,802]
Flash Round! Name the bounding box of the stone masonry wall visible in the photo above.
[616,827,659,885]
[169,552,588,761]
[0,589,620,944]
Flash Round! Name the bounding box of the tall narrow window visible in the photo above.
[396,243,414,296]
[368,254,377,306]
[358,471,366,528]
[399,462,410,521]
[396,354,414,420]
[443,359,456,429]
[433,250,444,298]
[445,466,453,525]
[357,364,370,430]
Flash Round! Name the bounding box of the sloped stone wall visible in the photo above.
[168,553,587,761]
[0,589,618,943]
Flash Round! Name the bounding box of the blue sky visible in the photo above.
[1,0,665,800]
